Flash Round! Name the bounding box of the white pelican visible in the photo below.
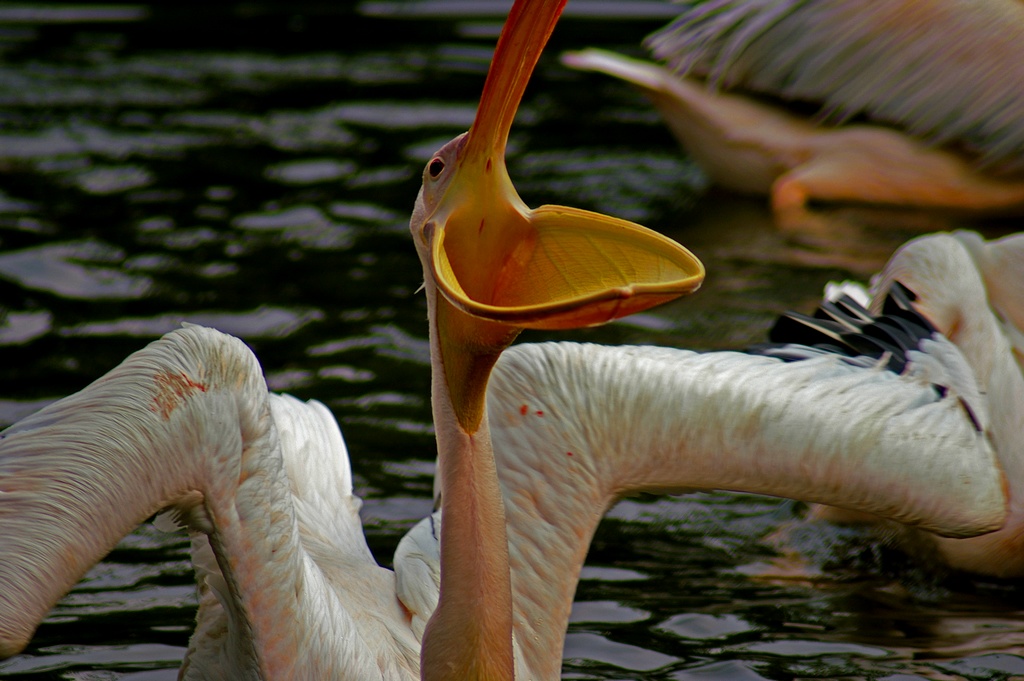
[399,0,705,676]
[562,0,1024,215]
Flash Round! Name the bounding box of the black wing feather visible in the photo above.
[755,282,935,374]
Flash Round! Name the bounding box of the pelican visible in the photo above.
[0,2,1013,680]
[562,0,1024,215]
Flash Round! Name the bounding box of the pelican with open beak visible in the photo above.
[408,0,703,678]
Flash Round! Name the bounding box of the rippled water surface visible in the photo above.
[1,2,1022,679]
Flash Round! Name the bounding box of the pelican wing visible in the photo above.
[0,325,275,660]
[647,0,1024,173]
[0,325,413,679]
[476,333,1006,676]
[492,340,1005,541]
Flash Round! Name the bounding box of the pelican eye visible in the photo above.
[428,158,445,178]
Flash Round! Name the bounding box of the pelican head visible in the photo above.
[411,0,705,433]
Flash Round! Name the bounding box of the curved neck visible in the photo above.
[421,291,516,681]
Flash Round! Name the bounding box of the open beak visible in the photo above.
[427,0,705,430]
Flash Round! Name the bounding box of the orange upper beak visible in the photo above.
[425,0,705,430]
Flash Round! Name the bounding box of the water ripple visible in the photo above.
[0,240,151,299]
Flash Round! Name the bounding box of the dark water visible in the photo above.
[0,2,1022,679]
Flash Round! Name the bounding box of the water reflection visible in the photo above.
[0,1,1021,680]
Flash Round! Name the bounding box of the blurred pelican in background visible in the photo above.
[563,0,1024,219]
